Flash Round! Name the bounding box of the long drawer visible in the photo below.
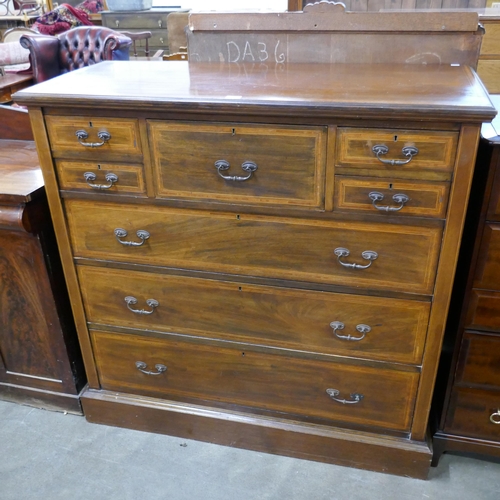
[65,200,442,294]
[102,11,172,30]
[78,265,430,365]
[445,387,500,441]
[91,330,419,432]
[148,121,326,209]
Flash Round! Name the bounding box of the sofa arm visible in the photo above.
[104,33,132,61]
[20,34,61,84]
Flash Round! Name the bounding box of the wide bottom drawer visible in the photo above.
[91,330,419,432]
[79,265,430,365]
[445,387,500,442]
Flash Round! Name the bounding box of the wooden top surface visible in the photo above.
[0,140,43,203]
[0,73,33,90]
[14,61,496,122]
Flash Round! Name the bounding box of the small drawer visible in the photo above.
[473,223,500,290]
[91,330,419,432]
[466,290,500,331]
[148,121,326,209]
[336,128,458,180]
[45,116,142,161]
[334,176,449,218]
[445,387,500,442]
[455,331,500,390]
[78,265,430,365]
[56,160,147,196]
[66,200,442,295]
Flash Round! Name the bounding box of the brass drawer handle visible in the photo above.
[330,321,370,341]
[326,388,364,405]
[83,171,118,190]
[490,410,500,424]
[115,20,119,28]
[334,247,378,269]
[114,228,150,246]
[135,361,166,375]
[158,19,162,28]
[125,296,159,314]
[372,144,419,165]
[368,191,409,212]
[75,129,111,148]
[215,160,258,181]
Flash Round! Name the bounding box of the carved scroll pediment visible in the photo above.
[303,1,346,14]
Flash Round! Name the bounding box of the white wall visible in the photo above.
[174,1,288,11]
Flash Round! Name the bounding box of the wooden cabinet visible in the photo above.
[0,134,85,412]
[477,15,500,94]
[15,56,494,478]
[433,95,500,464]
[100,8,188,56]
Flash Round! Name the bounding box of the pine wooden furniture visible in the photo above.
[477,13,500,94]
[0,105,85,412]
[14,5,495,478]
[432,95,500,464]
[101,8,188,58]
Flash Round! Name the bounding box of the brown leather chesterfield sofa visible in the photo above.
[20,26,132,84]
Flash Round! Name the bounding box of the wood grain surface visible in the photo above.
[65,200,442,294]
[78,265,430,365]
[91,330,419,432]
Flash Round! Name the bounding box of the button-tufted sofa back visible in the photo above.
[20,26,132,84]
[58,27,130,74]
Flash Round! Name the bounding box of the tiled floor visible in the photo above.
[1,399,499,500]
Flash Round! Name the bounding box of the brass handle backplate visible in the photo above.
[75,129,111,148]
[330,321,370,341]
[114,228,150,246]
[125,296,159,315]
[215,160,257,181]
[83,171,118,190]
[326,388,364,404]
[368,191,410,212]
[135,361,166,375]
[490,409,500,424]
[372,144,419,166]
[334,247,378,269]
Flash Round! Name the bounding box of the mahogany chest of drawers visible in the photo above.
[433,95,500,463]
[0,111,85,412]
[15,60,495,478]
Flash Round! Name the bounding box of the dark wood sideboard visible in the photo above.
[13,6,496,478]
[0,106,85,413]
[433,95,500,464]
